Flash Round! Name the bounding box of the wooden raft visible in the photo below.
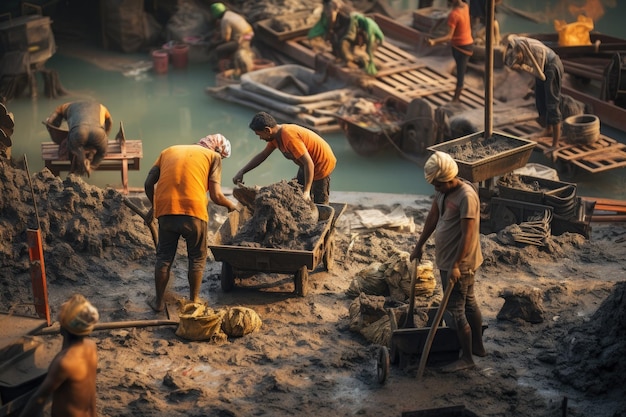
[257,15,518,123]
[41,140,143,194]
[533,135,626,174]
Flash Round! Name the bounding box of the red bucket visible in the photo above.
[152,49,169,74]
[170,44,189,69]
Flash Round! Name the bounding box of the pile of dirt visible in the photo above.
[554,281,626,395]
[442,134,525,162]
[227,180,325,249]
[0,157,154,316]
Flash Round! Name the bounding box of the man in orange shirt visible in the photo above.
[233,111,337,204]
[145,140,237,312]
[427,0,473,102]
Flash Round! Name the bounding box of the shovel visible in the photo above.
[402,259,419,329]
[416,277,454,379]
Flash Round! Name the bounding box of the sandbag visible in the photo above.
[346,261,388,297]
[176,303,227,342]
[348,293,386,332]
[222,306,262,337]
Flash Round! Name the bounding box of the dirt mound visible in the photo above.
[228,180,325,249]
[0,157,153,315]
[554,281,626,397]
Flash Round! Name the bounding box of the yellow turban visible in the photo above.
[424,151,458,184]
[58,294,99,336]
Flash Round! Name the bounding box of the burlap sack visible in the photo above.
[346,261,388,297]
[348,293,386,332]
[415,260,436,297]
[382,250,413,302]
[222,306,262,337]
[176,303,227,342]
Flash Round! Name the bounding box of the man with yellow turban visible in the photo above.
[19,294,99,417]
[410,151,486,372]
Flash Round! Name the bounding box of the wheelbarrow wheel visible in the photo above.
[322,234,335,271]
[221,262,235,292]
[294,266,309,297]
[377,345,390,385]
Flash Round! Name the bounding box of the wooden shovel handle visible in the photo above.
[402,259,418,329]
[416,279,455,379]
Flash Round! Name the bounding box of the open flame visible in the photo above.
[554,15,594,46]
[550,0,616,46]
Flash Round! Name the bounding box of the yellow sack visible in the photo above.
[176,303,227,343]
[222,306,262,337]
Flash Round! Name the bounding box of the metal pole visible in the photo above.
[484,0,495,139]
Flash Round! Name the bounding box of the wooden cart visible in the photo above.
[209,202,346,297]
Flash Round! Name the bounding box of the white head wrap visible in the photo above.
[197,133,231,158]
[58,294,99,336]
[424,151,458,184]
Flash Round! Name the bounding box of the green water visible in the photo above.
[7,52,432,196]
[5,1,626,199]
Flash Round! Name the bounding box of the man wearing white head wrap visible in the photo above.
[410,153,486,373]
[19,294,99,417]
[198,133,231,159]
[424,151,458,184]
[145,142,237,312]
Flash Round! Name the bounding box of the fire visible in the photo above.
[554,15,594,46]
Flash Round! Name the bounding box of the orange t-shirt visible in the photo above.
[448,4,473,47]
[269,124,337,180]
[152,145,222,222]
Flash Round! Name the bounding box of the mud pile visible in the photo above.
[554,281,626,397]
[0,157,154,315]
[228,180,324,249]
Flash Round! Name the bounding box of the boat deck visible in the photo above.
[249,10,626,176]
[532,135,626,174]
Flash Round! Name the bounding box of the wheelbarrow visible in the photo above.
[376,266,487,384]
[209,201,346,297]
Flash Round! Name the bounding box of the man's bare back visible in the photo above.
[19,294,99,417]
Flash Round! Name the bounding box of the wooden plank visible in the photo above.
[41,140,143,195]
[582,197,626,212]
[555,140,625,161]
[567,154,626,173]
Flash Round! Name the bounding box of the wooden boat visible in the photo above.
[207,65,358,133]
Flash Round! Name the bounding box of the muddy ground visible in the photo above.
[1,158,626,417]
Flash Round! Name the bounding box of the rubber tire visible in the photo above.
[563,114,600,145]
[294,266,309,297]
[377,346,390,385]
[221,262,235,292]
[322,234,335,271]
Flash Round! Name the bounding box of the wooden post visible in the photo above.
[484,0,495,139]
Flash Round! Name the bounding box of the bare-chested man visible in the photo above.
[19,294,99,417]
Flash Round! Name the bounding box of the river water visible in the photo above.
[5,0,626,199]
